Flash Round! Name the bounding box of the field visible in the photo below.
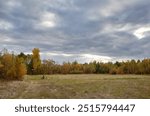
[0,74,150,99]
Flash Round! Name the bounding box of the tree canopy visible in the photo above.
[0,48,150,80]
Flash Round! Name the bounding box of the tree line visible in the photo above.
[0,48,150,80]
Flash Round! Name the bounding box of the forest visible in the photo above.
[0,48,150,80]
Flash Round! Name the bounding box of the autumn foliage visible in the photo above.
[0,48,150,81]
[0,49,27,80]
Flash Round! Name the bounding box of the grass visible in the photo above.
[0,74,150,99]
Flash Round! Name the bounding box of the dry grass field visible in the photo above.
[0,74,150,99]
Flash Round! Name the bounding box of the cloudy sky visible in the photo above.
[0,0,150,63]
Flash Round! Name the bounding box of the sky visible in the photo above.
[0,0,150,63]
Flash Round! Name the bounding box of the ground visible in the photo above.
[0,74,150,99]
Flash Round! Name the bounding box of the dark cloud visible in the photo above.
[0,0,150,63]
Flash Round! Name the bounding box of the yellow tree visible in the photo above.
[0,63,3,68]
[1,53,15,79]
[32,48,41,74]
[15,57,27,80]
[62,62,71,74]
[0,50,27,80]
[0,61,4,78]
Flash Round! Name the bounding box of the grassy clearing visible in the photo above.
[0,74,150,99]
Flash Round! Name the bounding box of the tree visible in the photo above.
[92,61,100,73]
[61,62,71,74]
[1,53,15,79]
[70,61,83,74]
[40,59,55,74]
[15,57,27,80]
[83,63,95,74]
[31,48,41,74]
[140,59,150,74]
[0,50,26,80]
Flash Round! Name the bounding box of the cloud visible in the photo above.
[99,0,136,17]
[0,0,150,63]
[0,20,13,30]
[36,12,57,29]
[133,26,150,39]
[41,52,113,63]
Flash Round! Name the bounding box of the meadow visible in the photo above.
[0,74,150,99]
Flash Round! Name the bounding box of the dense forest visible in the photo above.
[0,48,150,80]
